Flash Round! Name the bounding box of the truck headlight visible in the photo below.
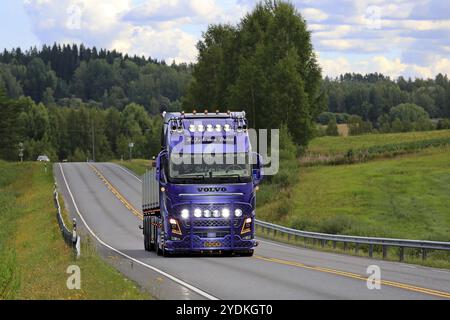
[189,125,196,133]
[215,124,222,132]
[234,209,243,217]
[181,209,189,219]
[224,124,231,132]
[194,208,202,218]
[207,124,214,132]
[197,124,205,132]
[222,208,230,218]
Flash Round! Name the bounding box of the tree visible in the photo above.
[379,103,433,133]
[185,0,322,147]
[326,118,339,136]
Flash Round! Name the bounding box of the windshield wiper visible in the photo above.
[213,174,242,183]
[175,174,205,180]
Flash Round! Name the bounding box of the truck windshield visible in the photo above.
[169,153,252,184]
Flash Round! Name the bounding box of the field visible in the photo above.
[258,146,450,242]
[307,129,450,156]
[0,161,150,299]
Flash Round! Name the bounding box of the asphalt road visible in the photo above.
[54,162,450,300]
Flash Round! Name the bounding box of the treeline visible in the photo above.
[323,73,450,123]
[0,44,193,114]
[0,89,162,162]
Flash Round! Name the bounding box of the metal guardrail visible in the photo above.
[54,186,80,258]
[255,219,450,262]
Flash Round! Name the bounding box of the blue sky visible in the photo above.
[2,0,450,78]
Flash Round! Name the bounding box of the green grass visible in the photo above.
[308,129,450,156]
[112,159,152,176]
[259,147,450,241]
[0,160,150,299]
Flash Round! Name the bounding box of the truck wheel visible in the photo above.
[156,227,163,256]
[143,216,155,252]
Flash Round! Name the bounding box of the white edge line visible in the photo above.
[58,163,218,301]
[113,163,143,182]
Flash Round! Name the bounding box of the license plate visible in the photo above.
[204,241,221,247]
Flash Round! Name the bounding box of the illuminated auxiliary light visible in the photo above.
[194,208,202,218]
[234,209,243,217]
[215,124,222,132]
[189,124,196,133]
[213,210,221,218]
[224,124,231,132]
[245,217,252,224]
[221,208,230,218]
[206,124,214,132]
[203,210,211,218]
[197,124,205,132]
[181,209,190,219]
[169,218,177,225]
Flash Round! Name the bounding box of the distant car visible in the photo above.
[37,155,50,162]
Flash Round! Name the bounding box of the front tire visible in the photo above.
[143,216,155,252]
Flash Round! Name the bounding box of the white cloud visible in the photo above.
[319,54,450,79]
[302,8,328,21]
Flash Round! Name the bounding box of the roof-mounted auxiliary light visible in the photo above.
[215,124,222,132]
[206,124,214,132]
[193,110,197,115]
[204,110,208,115]
[197,124,205,132]
[216,110,220,115]
[224,124,231,132]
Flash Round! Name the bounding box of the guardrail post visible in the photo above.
[399,247,404,262]
[333,241,336,249]
[343,242,348,252]
[304,237,307,248]
[355,243,359,254]
[287,234,291,242]
[382,245,387,259]
[369,244,373,258]
[321,240,325,247]
[422,249,427,261]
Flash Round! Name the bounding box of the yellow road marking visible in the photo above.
[254,255,450,299]
[88,163,450,299]
[88,164,143,220]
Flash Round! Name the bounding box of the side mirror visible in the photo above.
[252,152,264,186]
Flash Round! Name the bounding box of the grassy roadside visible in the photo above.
[0,160,150,299]
[259,146,450,242]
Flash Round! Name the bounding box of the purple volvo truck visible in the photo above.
[142,111,263,256]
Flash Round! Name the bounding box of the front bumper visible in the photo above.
[165,234,256,252]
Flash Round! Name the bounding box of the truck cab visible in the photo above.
[142,111,263,256]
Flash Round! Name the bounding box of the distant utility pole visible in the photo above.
[129,142,134,161]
